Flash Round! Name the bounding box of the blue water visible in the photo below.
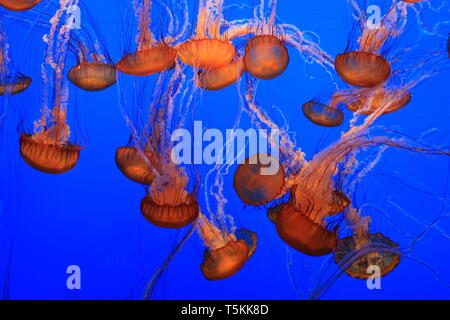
[0,0,449,300]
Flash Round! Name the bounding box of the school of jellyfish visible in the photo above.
[0,0,449,299]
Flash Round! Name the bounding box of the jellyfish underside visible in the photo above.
[244,35,289,80]
[68,62,116,91]
[178,39,235,69]
[115,146,158,185]
[0,74,32,95]
[347,90,412,115]
[335,51,391,87]
[334,233,401,279]
[19,133,80,174]
[197,58,244,90]
[116,45,177,76]
[302,101,344,127]
[0,0,41,11]
[233,153,285,206]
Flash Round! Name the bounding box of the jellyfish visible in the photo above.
[177,0,235,70]
[335,1,411,87]
[302,101,344,127]
[244,35,289,80]
[335,233,401,279]
[233,153,286,206]
[334,208,400,279]
[115,146,159,185]
[335,51,391,88]
[0,0,41,12]
[196,57,244,91]
[345,88,411,115]
[0,23,31,95]
[197,213,256,281]
[140,165,199,229]
[67,11,117,91]
[20,0,81,174]
[116,0,177,76]
[221,0,334,81]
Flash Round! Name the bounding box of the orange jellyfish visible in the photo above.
[335,52,391,87]
[233,153,286,206]
[0,24,32,95]
[116,0,176,76]
[302,101,344,127]
[335,1,410,87]
[115,146,160,185]
[0,74,31,95]
[68,37,116,91]
[244,34,289,80]
[177,0,235,69]
[68,44,116,92]
[198,213,256,280]
[334,208,400,279]
[335,233,400,279]
[196,57,245,91]
[20,1,81,174]
[347,88,411,115]
[0,0,41,11]
[275,190,350,256]
[140,164,199,228]
[330,86,412,116]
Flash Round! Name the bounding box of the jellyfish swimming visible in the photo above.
[302,101,344,127]
[20,1,81,174]
[334,208,400,279]
[68,62,116,91]
[196,57,244,91]
[244,35,289,80]
[346,88,412,115]
[115,146,159,185]
[140,164,199,229]
[233,153,286,206]
[335,1,410,87]
[116,0,177,76]
[0,23,32,95]
[198,213,256,281]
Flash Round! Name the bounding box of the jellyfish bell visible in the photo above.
[346,89,412,115]
[115,146,159,185]
[140,166,199,228]
[0,0,41,11]
[334,233,401,279]
[0,73,31,95]
[177,39,235,70]
[335,51,391,87]
[244,35,289,80]
[19,133,80,174]
[196,57,245,91]
[275,202,338,256]
[302,101,344,127]
[68,62,116,91]
[233,153,285,206]
[116,45,177,76]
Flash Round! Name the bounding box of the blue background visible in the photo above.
[0,0,449,299]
